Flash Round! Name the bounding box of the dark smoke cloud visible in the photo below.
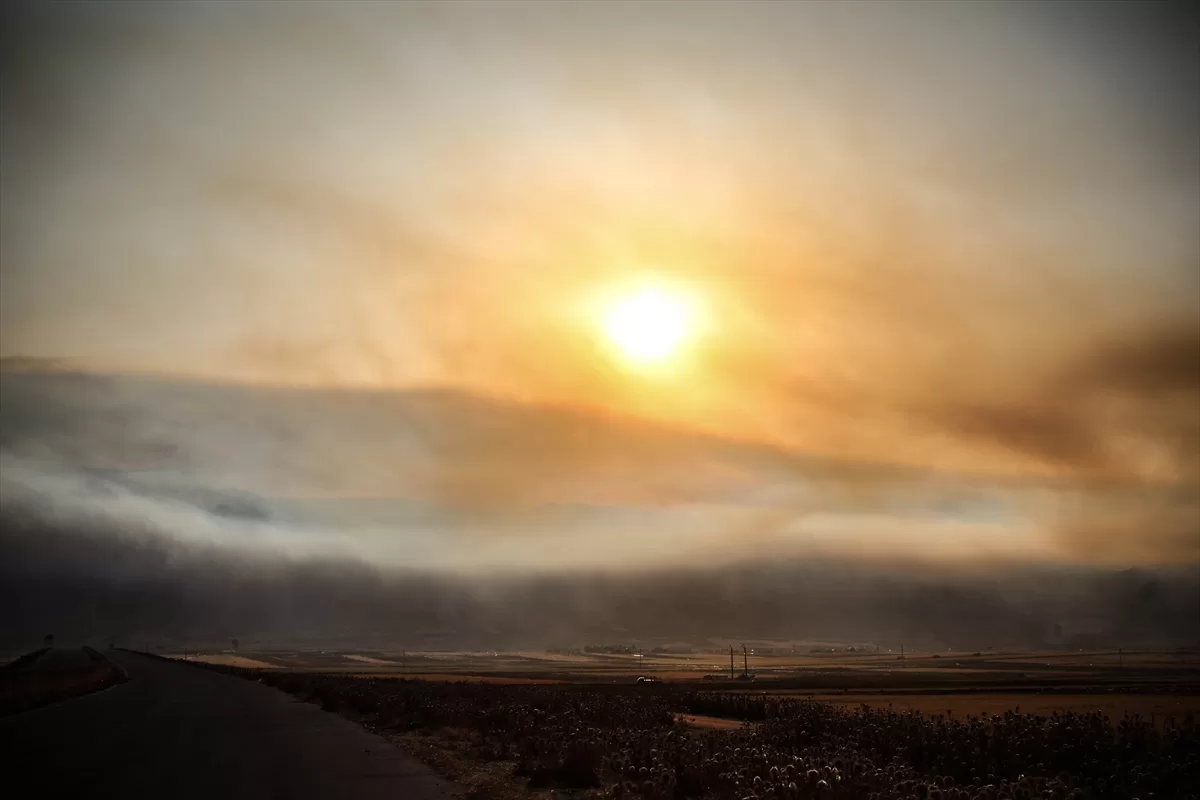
[3,366,1195,651]
[916,323,1200,482]
[1074,325,1200,397]
[2,506,1196,651]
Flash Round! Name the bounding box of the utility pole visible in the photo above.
[729,646,734,679]
[1118,647,1123,670]
[743,644,749,676]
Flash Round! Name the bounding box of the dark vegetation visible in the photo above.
[0,646,127,715]
[166,654,1200,799]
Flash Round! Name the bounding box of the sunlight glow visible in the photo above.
[601,285,693,366]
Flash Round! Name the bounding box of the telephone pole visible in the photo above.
[729,645,735,679]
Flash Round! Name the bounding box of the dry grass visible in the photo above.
[194,646,1198,684]
[351,673,567,684]
[342,654,401,666]
[176,654,278,669]
[679,714,748,730]
[816,691,1200,722]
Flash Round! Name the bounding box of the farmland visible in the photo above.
[162,645,1200,798]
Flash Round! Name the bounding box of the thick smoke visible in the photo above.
[2,505,1196,650]
[2,365,1195,570]
[1,365,1197,650]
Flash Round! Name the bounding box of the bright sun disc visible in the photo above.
[602,286,692,365]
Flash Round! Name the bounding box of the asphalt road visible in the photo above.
[0,650,462,799]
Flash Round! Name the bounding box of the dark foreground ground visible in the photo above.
[0,650,461,800]
[1,646,127,714]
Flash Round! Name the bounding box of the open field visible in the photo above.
[164,654,1200,799]
[162,644,1200,797]
[174,645,1199,670]
[813,692,1200,722]
[182,645,1200,721]
[172,646,1200,695]
[172,646,1200,734]
[178,653,280,669]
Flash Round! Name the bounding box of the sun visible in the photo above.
[601,284,693,366]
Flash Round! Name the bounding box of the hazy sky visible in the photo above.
[1,2,1197,571]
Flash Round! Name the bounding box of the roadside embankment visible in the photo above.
[0,646,128,715]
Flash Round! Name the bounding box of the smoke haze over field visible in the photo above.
[0,2,1197,648]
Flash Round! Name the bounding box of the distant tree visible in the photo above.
[43,634,54,648]
[231,638,240,651]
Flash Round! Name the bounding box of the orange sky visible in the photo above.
[1,2,1196,569]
